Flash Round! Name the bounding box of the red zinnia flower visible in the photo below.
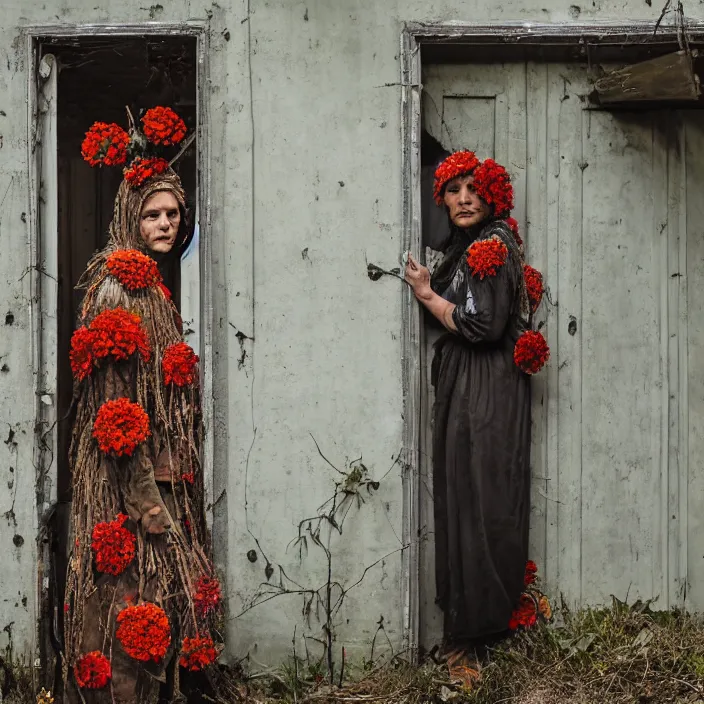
[106,249,163,291]
[74,651,112,689]
[162,342,199,387]
[70,327,95,381]
[505,217,523,247]
[472,159,514,218]
[93,398,150,457]
[508,594,538,631]
[193,576,222,618]
[179,636,218,671]
[466,235,508,279]
[524,559,538,586]
[81,122,129,167]
[142,106,187,146]
[92,514,136,576]
[158,282,172,300]
[514,330,550,375]
[116,602,171,663]
[123,157,170,187]
[524,264,544,312]
[433,150,480,205]
[88,307,151,363]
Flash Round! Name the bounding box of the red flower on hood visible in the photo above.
[142,106,187,146]
[123,157,170,187]
[433,151,480,205]
[472,159,514,218]
[81,122,129,167]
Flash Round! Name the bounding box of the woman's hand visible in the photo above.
[404,252,458,331]
[405,253,433,302]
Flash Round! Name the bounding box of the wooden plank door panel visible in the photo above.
[419,61,702,644]
[419,62,527,649]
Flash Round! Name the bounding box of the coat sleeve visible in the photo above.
[451,248,516,344]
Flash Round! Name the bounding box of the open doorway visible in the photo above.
[403,25,704,654]
[34,33,200,686]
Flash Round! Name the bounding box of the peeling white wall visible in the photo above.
[0,0,689,670]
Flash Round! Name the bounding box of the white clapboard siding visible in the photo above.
[420,60,704,648]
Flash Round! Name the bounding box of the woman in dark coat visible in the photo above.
[405,151,541,661]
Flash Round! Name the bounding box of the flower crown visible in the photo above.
[80,106,190,188]
[433,151,515,218]
[433,150,480,205]
[471,158,514,218]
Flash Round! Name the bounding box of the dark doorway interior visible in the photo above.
[39,34,197,690]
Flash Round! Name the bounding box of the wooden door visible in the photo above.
[419,62,527,647]
[420,60,704,649]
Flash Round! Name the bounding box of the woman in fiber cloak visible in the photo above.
[63,109,221,703]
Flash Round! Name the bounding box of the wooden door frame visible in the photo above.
[399,18,704,658]
[24,22,212,678]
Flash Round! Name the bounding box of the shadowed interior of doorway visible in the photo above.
[41,34,197,694]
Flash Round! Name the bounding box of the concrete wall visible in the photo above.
[0,0,688,670]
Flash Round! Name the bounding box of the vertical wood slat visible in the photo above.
[580,108,662,603]
[675,117,689,608]
[38,54,59,514]
[542,65,564,596]
[652,113,669,606]
[506,65,527,231]
[196,29,213,530]
[401,27,422,658]
[526,61,550,579]
[551,63,584,605]
[665,113,685,607]
[684,112,704,613]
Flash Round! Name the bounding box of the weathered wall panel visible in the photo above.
[579,109,660,603]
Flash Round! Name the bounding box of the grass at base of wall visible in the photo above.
[245,598,704,704]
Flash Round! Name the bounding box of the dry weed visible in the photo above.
[245,598,704,704]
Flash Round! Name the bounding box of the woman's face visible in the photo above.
[443,174,490,228]
[139,191,181,254]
